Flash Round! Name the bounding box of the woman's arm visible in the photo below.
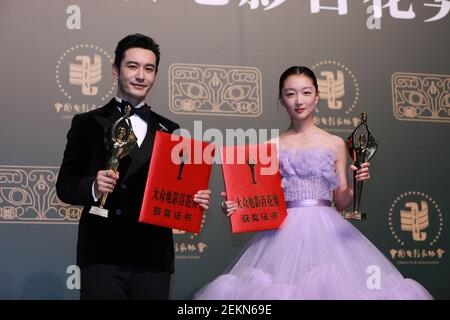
[332,137,370,211]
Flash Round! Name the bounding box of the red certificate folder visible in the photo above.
[221,143,287,233]
[139,131,215,233]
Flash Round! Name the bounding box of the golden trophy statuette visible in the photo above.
[343,112,378,221]
[89,105,137,218]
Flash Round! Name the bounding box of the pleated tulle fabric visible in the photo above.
[194,148,433,300]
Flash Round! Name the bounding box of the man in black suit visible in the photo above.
[56,34,211,300]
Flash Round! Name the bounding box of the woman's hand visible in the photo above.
[350,162,370,181]
[220,191,238,217]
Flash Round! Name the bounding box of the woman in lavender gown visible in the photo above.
[194,66,433,300]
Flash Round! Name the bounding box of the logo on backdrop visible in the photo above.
[55,44,116,119]
[193,1,450,29]
[392,72,450,123]
[173,214,208,259]
[388,191,445,265]
[169,63,263,117]
[194,0,286,11]
[0,166,81,224]
[312,60,360,132]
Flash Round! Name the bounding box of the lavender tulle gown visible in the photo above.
[195,147,433,300]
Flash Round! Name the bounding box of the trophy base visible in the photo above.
[89,206,109,218]
[342,211,366,221]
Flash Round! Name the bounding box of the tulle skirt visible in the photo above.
[194,206,433,300]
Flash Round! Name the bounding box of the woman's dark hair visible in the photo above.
[114,33,161,72]
[278,66,318,97]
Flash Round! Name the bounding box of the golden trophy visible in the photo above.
[343,113,378,221]
[89,105,137,217]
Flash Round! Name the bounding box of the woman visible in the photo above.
[195,66,432,300]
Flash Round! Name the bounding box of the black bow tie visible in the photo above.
[117,100,151,118]
[133,106,151,117]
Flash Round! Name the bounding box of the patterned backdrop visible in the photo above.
[0,0,449,299]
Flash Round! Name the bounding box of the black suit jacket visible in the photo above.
[56,99,179,272]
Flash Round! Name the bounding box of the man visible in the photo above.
[56,34,211,300]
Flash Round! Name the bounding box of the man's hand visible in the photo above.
[94,169,119,198]
[193,189,211,211]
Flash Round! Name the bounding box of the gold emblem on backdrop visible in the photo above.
[0,166,81,224]
[388,191,445,265]
[400,201,429,242]
[55,44,116,119]
[312,61,361,133]
[173,213,208,260]
[392,72,450,123]
[69,55,102,96]
[169,63,262,117]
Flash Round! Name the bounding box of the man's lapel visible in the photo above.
[92,100,121,137]
[121,108,160,182]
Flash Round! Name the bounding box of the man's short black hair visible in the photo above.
[114,33,160,72]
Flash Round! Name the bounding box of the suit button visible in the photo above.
[120,184,127,190]
[115,209,122,216]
